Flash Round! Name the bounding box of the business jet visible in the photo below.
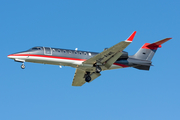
[7,31,171,86]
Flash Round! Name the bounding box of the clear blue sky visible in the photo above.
[1,0,180,120]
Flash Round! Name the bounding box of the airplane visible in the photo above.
[7,31,172,86]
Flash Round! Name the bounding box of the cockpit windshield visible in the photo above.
[30,47,43,50]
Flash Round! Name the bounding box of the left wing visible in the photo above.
[83,31,136,68]
[72,68,86,86]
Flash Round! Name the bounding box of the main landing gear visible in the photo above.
[85,72,91,82]
[21,63,25,69]
[85,75,91,82]
[96,65,102,73]
[85,66,102,82]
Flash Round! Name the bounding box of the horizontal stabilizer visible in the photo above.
[134,65,150,70]
[142,38,172,50]
[132,37,172,61]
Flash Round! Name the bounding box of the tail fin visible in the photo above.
[132,38,172,61]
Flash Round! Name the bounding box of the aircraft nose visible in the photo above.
[7,54,15,59]
[8,51,29,59]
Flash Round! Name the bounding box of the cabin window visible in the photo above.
[63,50,66,53]
[69,51,72,54]
[58,50,61,52]
[79,52,82,55]
[89,53,91,56]
[52,49,55,52]
[74,51,78,54]
[84,52,87,55]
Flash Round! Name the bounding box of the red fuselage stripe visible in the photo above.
[113,63,128,67]
[8,54,128,67]
[9,54,86,61]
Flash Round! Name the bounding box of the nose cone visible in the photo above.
[7,54,14,59]
[8,51,29,60]
[7,52,25,59]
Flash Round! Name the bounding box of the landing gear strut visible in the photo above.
[85,72,91,82]
[21,63,25,69]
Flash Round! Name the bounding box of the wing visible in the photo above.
[72,68,86,86]
[72,31,136,86]
[72,68,101,86]
[83,31,136,68]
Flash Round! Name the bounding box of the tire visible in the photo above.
[85,76,91,82]
[21,64,25,69]
[96,66,102,73]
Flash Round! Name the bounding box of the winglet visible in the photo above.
[126,31,136,42]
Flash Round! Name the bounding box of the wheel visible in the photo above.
[96,66,102,73]
[21,64,25,69]
[85,76,91,82]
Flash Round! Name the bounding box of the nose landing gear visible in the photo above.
[21,63,25,69]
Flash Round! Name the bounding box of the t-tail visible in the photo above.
[131,38,172,70]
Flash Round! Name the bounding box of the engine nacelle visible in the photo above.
[104,48,128,59]
[119,51,128,59]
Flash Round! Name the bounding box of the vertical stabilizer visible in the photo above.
[132,38,172,61]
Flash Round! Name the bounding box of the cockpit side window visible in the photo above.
[31,47,42,50]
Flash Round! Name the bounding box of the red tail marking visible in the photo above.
[141,43,160,50]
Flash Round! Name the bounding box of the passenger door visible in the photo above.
[44,47,52,55]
